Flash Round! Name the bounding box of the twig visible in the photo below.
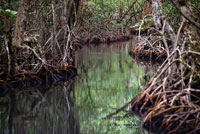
[174,17,186,49]
[104,99,134,119]
[118,0,137,22]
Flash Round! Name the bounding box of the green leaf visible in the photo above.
[5,9,18,15]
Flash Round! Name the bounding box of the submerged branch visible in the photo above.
[104,99,134,119]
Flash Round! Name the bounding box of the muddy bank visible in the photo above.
[129,37,167,66]
[0,66,77,96]
[129,46,167,65]
[73,28,149,49]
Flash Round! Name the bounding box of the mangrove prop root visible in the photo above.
[130,8,200,132]
[0,66,77,96]
[129,36,167,66]
[72,27,149,48]
[130,44,200,134]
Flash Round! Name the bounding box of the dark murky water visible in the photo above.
[0,81,79,134]
[0,41,147,134]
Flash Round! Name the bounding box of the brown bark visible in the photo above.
[67,0,81,28]
[142,3,152,18]
[14,0,29,47]
[119,0,123,18]
[151,0,163,29]
[169,0,200,30]
[76,0,83,23]
[2,0,16,75]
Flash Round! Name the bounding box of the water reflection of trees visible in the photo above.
[75,43,144,134]
[75,44,134,103]
[0,80,79,134]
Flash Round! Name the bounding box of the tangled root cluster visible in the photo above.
[131,36,200,133]
[129,36,167,66]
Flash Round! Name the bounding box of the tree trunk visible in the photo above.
[14,0,30,47]
[67,0,81,28]
[152,0,163,29]
[2,0,16,75]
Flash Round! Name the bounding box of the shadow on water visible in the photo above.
[0,80,79,134]
[0,41,153,134]
[75,41,148,134]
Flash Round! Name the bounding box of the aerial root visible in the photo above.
[131,45,200,134]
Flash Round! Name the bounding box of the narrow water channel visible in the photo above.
[0,40,147,134]
[75,41,146,134]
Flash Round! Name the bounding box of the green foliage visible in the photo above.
[191,0,200,8]
[0,6,17,33]
[162,0,200,23]
[0,8,18,15]
[162,2,177,16]
[83,0,132,24]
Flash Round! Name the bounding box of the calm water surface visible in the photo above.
[75,41,146,134]
[0,41,147,134]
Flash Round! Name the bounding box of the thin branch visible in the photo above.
[169,0,200,29]
[118,0,137,22]
[174,17,185,49]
